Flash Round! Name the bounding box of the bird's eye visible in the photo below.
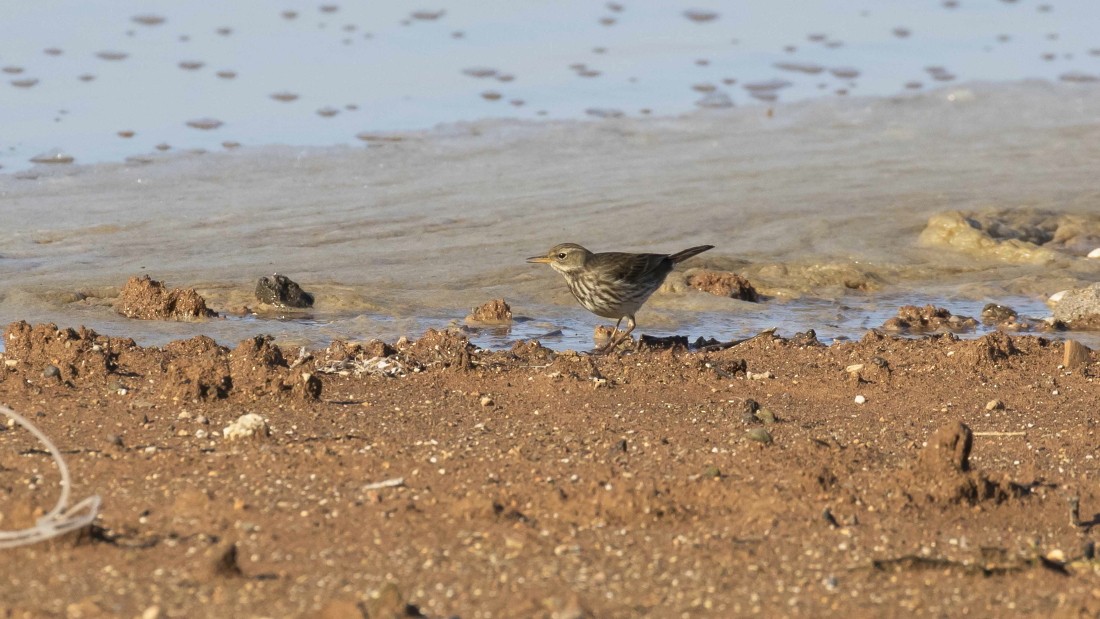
[556,253,567,260]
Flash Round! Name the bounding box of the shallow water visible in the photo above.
[2,3,1100,351]
[4,0,1100,171]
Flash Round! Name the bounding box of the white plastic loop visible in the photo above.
[0,404,101,548]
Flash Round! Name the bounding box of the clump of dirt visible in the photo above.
[398,329,475,370]
[324,339,396,363]
[115,275,218,320]
[686,270,759,301]
[2,321,135,384]
[163,335,232,400]
[958,331,1021,367]
[1,322,325,401]
[465,298,512,325]
[881,304,977,333]
[230,335,290,398]
[902,421,1025,505]
[255,273,314,309]
[508,340,556,363]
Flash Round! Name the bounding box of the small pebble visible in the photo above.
[479,395,494,407]
[854,395,866,404]
[754,408,776,424]
[985,399,1004,411]
[746,427,773,444]
[1087,247,1100,259]
[42,364,60,379]
[223,413,269,441]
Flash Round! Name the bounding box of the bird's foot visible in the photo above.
[591,327,634,355]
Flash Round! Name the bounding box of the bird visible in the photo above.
[527,243,714,353]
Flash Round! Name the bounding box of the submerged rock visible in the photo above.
[980,303,1017,323]
[881,305,977,333]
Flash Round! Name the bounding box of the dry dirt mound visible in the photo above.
[901,421,1026,505]
[2,322,317,402]
[2,321,135,385]
[397,328,475,370]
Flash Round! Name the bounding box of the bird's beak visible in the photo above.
[526,255,552,264]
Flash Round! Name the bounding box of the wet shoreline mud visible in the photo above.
[1,320,1097,617]
[4,81,1100,351]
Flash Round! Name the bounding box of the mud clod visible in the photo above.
[961,331,1019,366]
[881,304,977,333]
[465,298,512,325]
[399,329,474,370]
[230,335,289,396]
[2,321,128,383]
[919,421,973,474]
[686,270,759,301]
[907,421,1024,505]
[115,275,218,320]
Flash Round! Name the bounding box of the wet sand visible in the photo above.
[1,321,1097,617]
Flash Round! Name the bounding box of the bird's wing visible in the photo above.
[594,252,672,282]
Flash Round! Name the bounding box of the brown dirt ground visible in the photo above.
[1,321,1099,618]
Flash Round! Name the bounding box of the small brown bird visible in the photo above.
[527,243,714,352]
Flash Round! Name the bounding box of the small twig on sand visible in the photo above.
[288,346,312,369]
[972,431,1026,437]
[699,328,777,352]
[363,477,405,491]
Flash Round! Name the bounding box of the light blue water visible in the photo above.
[3,0,1098,171]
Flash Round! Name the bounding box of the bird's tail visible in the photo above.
[669,245,714,264]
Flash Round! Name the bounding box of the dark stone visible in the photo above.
[255,274,314,308]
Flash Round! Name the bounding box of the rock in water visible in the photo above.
[1052,283,1100,329]
[255,274,314,308]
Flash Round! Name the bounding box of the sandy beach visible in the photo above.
[1,320,1097,617]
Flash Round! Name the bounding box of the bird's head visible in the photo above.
[526,243,591,275]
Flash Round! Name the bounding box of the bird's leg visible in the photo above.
[610,316,636,349]
[592,317,626,355]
